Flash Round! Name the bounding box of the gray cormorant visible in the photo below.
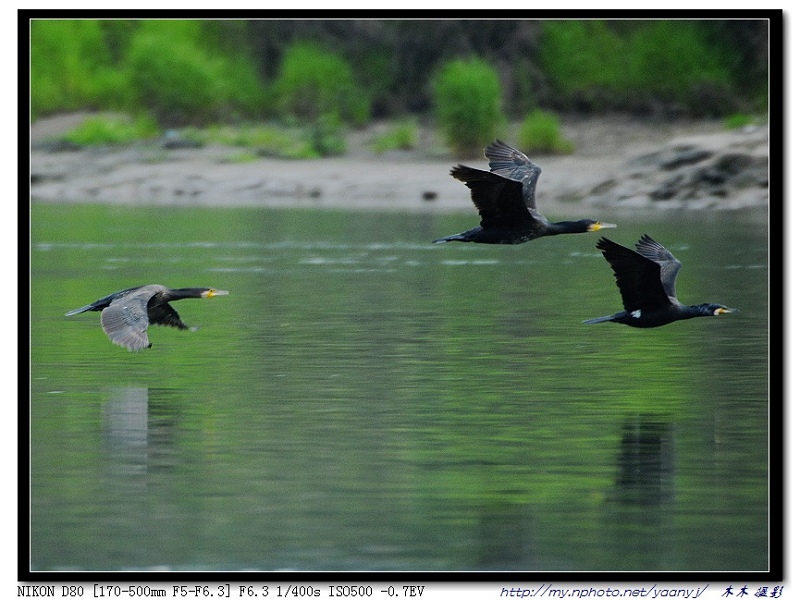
[66,285,229,351]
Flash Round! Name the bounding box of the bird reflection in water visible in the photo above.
[103,387,184,484]
[613,416,676,507]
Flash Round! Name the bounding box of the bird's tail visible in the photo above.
[433,233,466,244]
[582,314,617,324]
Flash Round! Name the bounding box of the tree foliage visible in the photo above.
[29,19,769,124]
[270,41,370,126]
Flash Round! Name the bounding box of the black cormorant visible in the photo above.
[434,140,616,244]
[65,285,229,351]
[583,235,735,328]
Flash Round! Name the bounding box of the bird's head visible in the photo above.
[584,220,617,232]
[699,303,737,316]
[202,288,230,298]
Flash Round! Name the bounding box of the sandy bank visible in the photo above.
[30,114,769,216]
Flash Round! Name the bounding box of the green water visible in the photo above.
[29,203,770,572]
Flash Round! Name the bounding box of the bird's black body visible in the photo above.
[434,140,615,244]
[584,235,734,328]
[66,284,229,351]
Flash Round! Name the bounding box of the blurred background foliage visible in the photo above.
[433,57,506,156]
[29,19,769,155]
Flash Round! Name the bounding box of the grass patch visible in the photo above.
[372,120,418,153]
[182,123,322,159]
[61,114,160,145]
[517,110,574,155]
[218,151,261,164]
[723,113,763,129]
[55,112,348,159]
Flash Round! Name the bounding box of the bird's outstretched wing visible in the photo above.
[450,165,535,230]
[634,234,682,299]
[100,293,153,351]
[148,303,188,329]
[483,140,542,212]
[65,285,143,316]
[597,237,671,313]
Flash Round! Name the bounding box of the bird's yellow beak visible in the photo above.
[714,307,735,315]
[589,222,617,232]
[203,289,230,298]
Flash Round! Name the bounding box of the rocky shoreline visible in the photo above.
[30,113,769,215]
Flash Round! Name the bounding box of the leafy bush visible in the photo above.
[540,20,739,114]
[372,120,418,153]
[123,31,227,124]
[30,20,122,118]
[62,114,159,145]
[433,57,505,156]
[31,20,268,123]
[723,113,761,130]
[517,110,573,155]
[539,21,624,96]
[271,42,370,126]
[626,21,733,98]
[308,113,347,157]
[102,21,265,125]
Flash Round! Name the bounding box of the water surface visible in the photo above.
[29,203,770,572]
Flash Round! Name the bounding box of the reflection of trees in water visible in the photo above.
[468,416,678,571]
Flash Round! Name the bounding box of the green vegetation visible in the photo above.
[723,113,759,129]
[539,21,624,103]
[123,22,265,124]
[58,115,346,159]
[30,20,266,123]
[270,41,370,126]
[61,114,159,145]
[433,58,505,156]
[30,21,118,118]
[218,151,261,164]
[539,20,741,115]
[307,113,347,157]
[627,21,732,94]
[372,120,418,153]
[30,19,768,156]
[124,31,228,123]
[517,110,574,155]
[182,123,322,159]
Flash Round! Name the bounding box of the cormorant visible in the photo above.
[583,235,735,327]
[434,140,616,244]
[65,285,229,351]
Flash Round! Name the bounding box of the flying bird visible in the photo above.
[583,235,735,327]
[65,285,229,351]
[434,140,616,244]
